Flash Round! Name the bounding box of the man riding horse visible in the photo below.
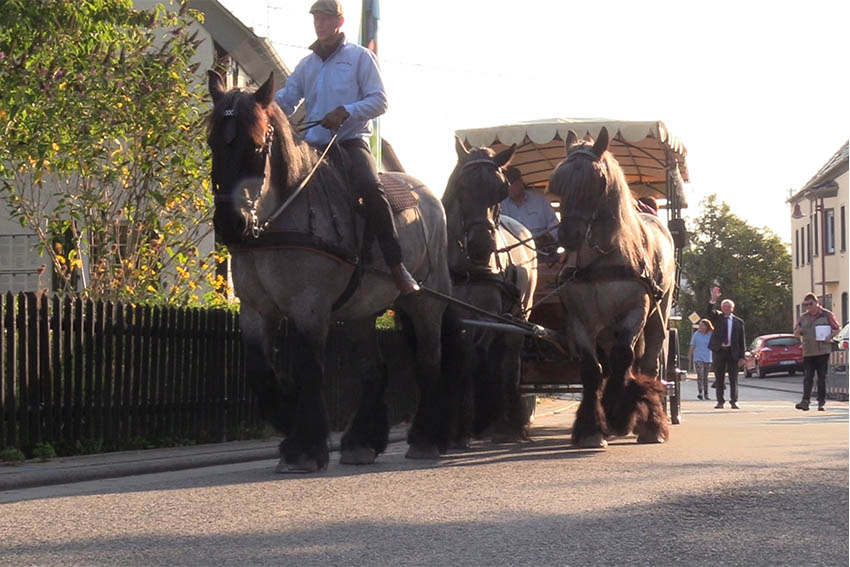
[274,0,419,294]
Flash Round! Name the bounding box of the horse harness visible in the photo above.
[450,156,523,315]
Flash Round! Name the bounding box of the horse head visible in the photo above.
[549,127,621,252]
[444,137,515,267]
[206,71,308,245]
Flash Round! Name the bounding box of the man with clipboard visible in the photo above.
[793,293,841,411]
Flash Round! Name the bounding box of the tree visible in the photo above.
[678,195,792,343]
[0,0,228,305]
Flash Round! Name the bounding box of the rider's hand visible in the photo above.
[320,106,350,131]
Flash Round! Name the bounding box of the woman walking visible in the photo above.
[689,319,714,400]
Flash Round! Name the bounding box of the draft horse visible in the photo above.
[549,128,675,448]
[206,71,456,471]
[442,137,538,443]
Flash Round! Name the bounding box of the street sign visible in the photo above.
[688,312,700,325]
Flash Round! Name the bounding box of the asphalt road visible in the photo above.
[1,380,847,567]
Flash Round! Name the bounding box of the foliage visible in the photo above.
[0,0,231,307]
[678,195,792,343]
[0,447,26,464]
[33,442,56,462]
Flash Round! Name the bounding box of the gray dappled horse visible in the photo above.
[549,128,674,448]
[206,71,456,472]
[443,138,538,443]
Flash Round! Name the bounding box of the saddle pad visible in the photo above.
[379,172,420,213]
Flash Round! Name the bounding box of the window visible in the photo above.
[841,205,846,252]
[813,212,818,257]
[842,292,848,326]
[765,337,800,347]
[824,208,835,254]
[794,229,799,268]
[806,224,811,264]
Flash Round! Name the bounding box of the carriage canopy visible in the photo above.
[455,118,689,207]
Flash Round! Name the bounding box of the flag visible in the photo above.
[359,0,382,169]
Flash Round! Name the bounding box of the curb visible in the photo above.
[1,403,579,492]
[1,428,408,492]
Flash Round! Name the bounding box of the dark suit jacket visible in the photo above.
[704,302,746,360]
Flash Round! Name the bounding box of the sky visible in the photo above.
[220,0,849,241]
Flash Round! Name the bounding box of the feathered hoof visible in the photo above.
[575,432,608,449]
[446,437,471,451]
[339,447,377,465]
[636,432,666,444]
[405,444,441,460]
[275,456,321,474]
[490,431,527,444]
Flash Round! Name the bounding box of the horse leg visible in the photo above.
[276,327,330,473]
[632,309,670,444]
[602,329,639,437]
[340,317,389,465]
[240,309,297,436]
[400,299,449,459]
[490,333,528,443]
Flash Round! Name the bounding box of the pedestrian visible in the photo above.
[274,0,419,294]
[793,293,841,411]
[703,286,746,409]
[500,166,559,253]
[689,318,714,400]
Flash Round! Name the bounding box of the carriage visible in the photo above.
[455,118,690,425]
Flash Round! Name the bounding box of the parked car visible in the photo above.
[744,334,803,378]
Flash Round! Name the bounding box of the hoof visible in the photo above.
[275,456,321,474]
[636,432,666,444]
[447,437,471,451]
[405,444,440,460]
[575,432,608,449]
[339,447,377,465]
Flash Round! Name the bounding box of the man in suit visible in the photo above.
[703,286,747,409]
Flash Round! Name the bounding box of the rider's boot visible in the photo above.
[390,263,420,295]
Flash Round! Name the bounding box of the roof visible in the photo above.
[455,118,689,202]
[188,0,290,87]
[788,140,849,202]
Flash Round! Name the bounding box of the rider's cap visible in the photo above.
[505,166,524,183]
[309,0,343,16]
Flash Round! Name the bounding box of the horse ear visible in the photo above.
[253,72,275,108]
[493,143,516,167]
[208,70,226,104]
[564,130,578,153]
[592,127,609,158]
[455,135,470,159]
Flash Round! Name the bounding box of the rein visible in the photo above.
[252,131,339,238]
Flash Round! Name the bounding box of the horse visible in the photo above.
[442,137,538,443]
[548,127,675,448]
[206,70,459,472]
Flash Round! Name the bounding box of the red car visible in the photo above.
[744,334,803,378]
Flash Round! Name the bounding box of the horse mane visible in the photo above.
[550,140,649,272]
[206,88,316,190]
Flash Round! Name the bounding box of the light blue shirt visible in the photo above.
[500,191,559,239]
[275,38,387,146]
[690,331,712,363]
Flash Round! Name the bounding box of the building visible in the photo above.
[788,141,849,325]
[0,0,290,292]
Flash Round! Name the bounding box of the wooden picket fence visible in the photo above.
[0,292,419,454]
[0,292,255,452]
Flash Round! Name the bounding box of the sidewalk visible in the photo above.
[0,398,575,492]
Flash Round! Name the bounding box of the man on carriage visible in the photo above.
[274,0,419,294]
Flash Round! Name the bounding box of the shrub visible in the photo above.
[0,447,26,465]
[33,442,56,462]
